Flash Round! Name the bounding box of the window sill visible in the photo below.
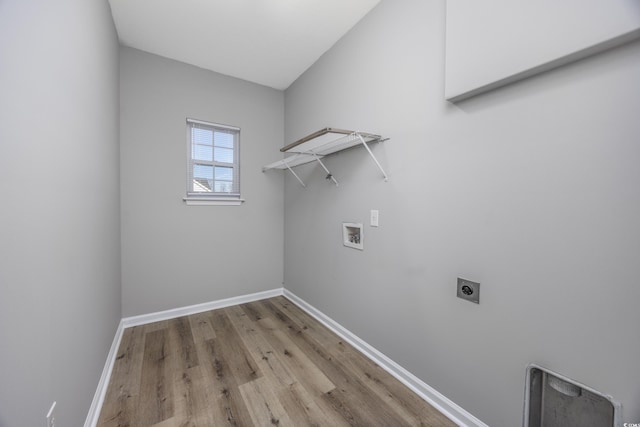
[183,197,245,206]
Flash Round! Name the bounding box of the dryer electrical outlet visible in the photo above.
[457,278,480,304]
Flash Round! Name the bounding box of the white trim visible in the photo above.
[282,289,489,427]
[122,288,283,328]
[183,196,245,206]
[186,117,239,131]
[84,319,125,427]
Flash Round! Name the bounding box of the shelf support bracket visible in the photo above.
[356,133,389,181]
[284,159,306,187]
[313,154,339,186]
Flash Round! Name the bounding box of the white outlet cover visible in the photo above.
[370,210,379,227]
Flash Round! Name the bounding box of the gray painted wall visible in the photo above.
[0,1,121,426]
[283,1,640,425]
[120,47,284,317]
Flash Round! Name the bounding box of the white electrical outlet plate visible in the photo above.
[370,209,379,227]
[46,401,56,427]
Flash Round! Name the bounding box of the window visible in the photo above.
[185,118,242,205]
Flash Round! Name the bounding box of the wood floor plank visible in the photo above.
[229,304,350,426]
[334,340,457,426]
[248,301,401,425]
[239,376,294,427]
[255,315,335,395]
[195,337,255,426]
[195,309,262,426]
[98,297,458,427]
[142,319,170,333]
[168,316,199,370]
[270,296,341,348]
[189,339,236,426]
[97,325,145,427]
[256,299,422,427]
[188,311,216,342]
[149,416,182,427]
[139,328,175,425]
[226,304,297,388]
[170,366,198,425]
[210,309,262,385]
[238,301,265,322]
[276,380,351,427]
[271,297,456,426]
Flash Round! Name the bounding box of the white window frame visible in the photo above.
[184,118,244,206]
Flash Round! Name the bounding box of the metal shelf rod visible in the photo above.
[356,132,388,181]
[284,160,306,187]
[313,154,339,186]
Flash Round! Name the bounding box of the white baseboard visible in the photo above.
[122,288,284,328]
[282,289,489,427]
[84,319,125,427]
[85,286,486,427]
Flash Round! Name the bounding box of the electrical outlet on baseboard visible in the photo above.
[46,401,56,427]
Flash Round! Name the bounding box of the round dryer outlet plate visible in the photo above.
[456,278,480,304]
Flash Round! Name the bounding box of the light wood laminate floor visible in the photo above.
[97,296,456,426]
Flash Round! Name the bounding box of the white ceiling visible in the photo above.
[109,0,381,90]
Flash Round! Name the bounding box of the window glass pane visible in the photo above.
[214,181,233,192]
[214,132,234,148]
[214,166,233,181]
[193,179,212,192]
[193,164,213,192]
[214,147,233,163]
[193,143,213,161]
[194,164,213,179]
[192,128,213,145]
